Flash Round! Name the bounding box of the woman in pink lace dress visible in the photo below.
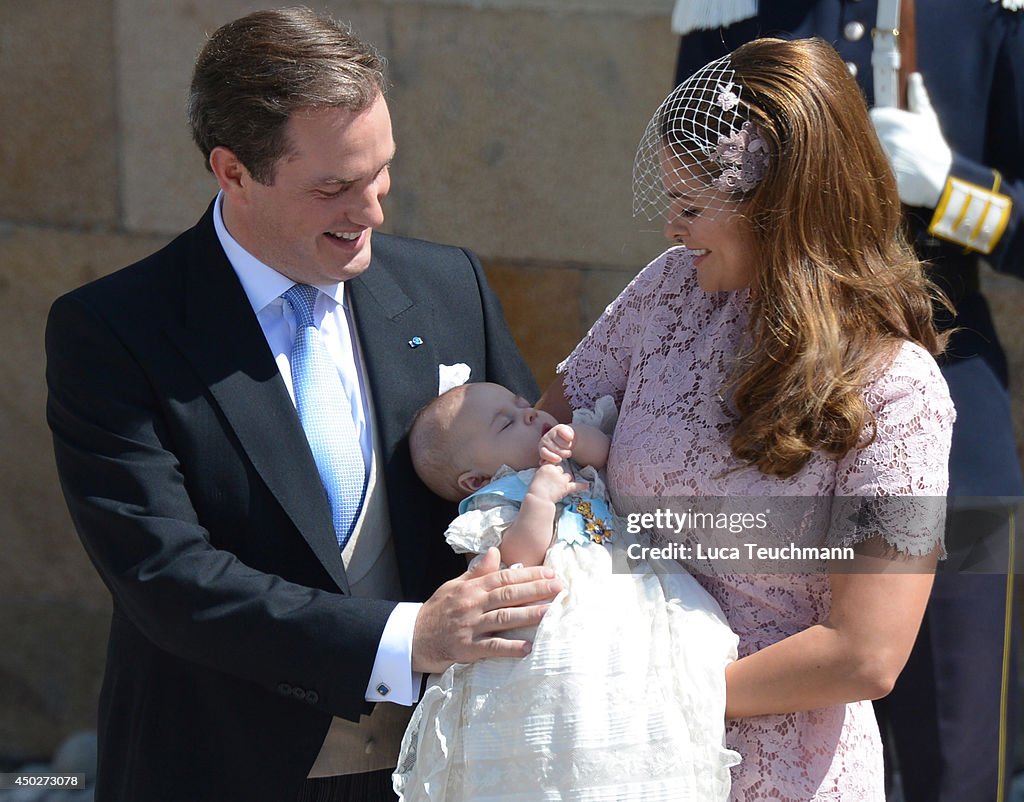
[541,38,955,800]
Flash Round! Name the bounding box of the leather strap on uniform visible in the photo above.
[897,0,916,108]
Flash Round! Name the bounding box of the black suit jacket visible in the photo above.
[45,204,538,802]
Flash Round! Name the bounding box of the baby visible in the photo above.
[393,381,739,802]
[410,381,611,567]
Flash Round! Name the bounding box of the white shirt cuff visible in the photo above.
[364,602,423,705]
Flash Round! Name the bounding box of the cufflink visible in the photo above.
[375,682,391,697]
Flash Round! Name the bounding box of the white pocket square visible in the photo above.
[438,363,471,395]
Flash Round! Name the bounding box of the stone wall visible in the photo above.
[3,0,1024,763]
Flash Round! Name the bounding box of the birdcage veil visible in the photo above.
[633,53,769,222]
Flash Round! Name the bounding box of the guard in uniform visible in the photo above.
[673,2,1024,800]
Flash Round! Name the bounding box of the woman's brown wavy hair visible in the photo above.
[722,37,949,477]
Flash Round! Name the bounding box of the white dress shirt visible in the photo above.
[213,193,421,705]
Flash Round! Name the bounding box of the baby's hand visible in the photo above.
[527,462,588,504]
[539,424,575,465]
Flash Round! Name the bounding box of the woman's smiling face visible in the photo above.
[661,157,758,293]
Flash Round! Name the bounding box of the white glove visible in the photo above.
[869,73,953,208]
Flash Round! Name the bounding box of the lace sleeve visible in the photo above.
[831,342,956,556]
[558,249,679,410]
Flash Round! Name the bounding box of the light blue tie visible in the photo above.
[283,284,367,551]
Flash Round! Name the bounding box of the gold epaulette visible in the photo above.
[928,171,1013,254]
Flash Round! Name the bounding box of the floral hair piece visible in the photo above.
[712,120,768,193]
[633,54,770,222]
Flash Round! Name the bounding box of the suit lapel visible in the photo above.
[349,244,441,589]
[349,251,439,458]
[165,209,350,592]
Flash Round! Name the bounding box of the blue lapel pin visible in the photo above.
[408,336,424,348]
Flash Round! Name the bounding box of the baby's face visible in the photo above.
[457,383,558,476]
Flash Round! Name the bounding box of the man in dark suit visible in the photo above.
[45,8,557,801]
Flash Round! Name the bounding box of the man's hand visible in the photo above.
[539,423,575,465]
[411,548,563,674]
[869,73,952,209]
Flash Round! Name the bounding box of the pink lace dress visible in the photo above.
[559,247,955,801]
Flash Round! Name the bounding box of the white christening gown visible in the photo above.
[393,399,739,802]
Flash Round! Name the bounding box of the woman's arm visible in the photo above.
[537,375,574,423]
[724,543,937,718]
[726,343,955,717]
